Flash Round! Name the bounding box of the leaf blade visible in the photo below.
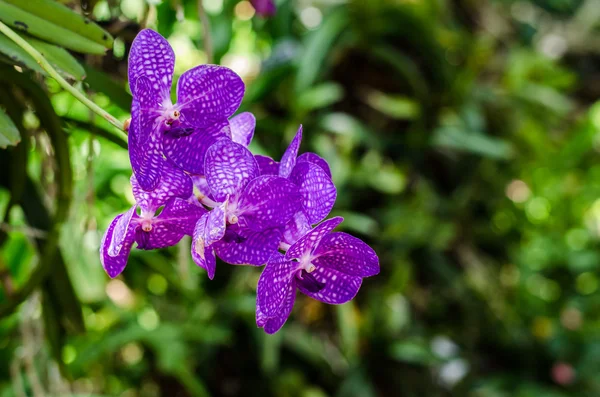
[0,106,20,148]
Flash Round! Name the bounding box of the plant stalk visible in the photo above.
[0,21,126,134]
[197,0,214,63]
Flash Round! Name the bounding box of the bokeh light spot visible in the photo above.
[525,197,551,223]
[205,0,224,14]
[62,345,77,364]
[147,273,168,295]
[576,272,598,295]
[300,7,323,30]
[551,362,575,385]
[235,1,255,20]
[121,342,144,365]
[138,308,160,331]
[565,228,588,251]
[106,279,135,308]
[560,307,583,331]
[506,179,531,203]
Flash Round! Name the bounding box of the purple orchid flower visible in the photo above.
[163,111,256,176]
[250,0,276,17]
[254,127,332,178]
[128,29,245,190]
[191,138,302,279]
[100,161,206,278]
[255,126,336,244]
[256,216,379,334]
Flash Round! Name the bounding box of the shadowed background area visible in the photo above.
[1,0,600,396]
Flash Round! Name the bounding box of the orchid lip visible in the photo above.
[295,269,326,293]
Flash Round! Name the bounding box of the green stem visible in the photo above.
[0,21,125,133]
[197,0,213,63]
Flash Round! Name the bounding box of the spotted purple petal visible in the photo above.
[108,205,137,257]
[285,217,344,260]
[257,279,296,334]
[289,162,337,224]
[205,139,259,202]
[204,201,228,247]
[191,213,218,279]
[279,125,302,178]
[135,222,185,250]
[297,152,332,178]
[237,175,301,231]
[177,65,245,129]
[255,155,279,175]
[257,253,298,316]
[282,211,311,246]
[256,307,268,328]
[313,232,379,277]
[133,76,164,111]
[128,29,174,105]
[214,227,282,266]
[191,175,214,201]
[163,121,230,175]
[128,96,164,191]
[297,267,362,305]
[230,112,256,147]
[101,214,136,278]
[131,161,193,212]
[157,197,207,236]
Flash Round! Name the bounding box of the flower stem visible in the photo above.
[0,21,126,134]
[197,0,214,63]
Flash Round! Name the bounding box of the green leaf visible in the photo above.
[295,8,349,93]
[432,126,514,160]
[0,106,20,148]
[389,340,440,365]
[1,0,113,48]
[336,303,359,362]
[0,32,44,73]
[29,36,85,80]
[0,32,85,80]
[296,82,344,112]
[0,1,107,54]
[364,90,420,120]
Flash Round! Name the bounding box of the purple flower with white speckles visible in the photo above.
[191,138,301,279]
[230,112,256,147]
[256,217,379,334]
[128,29,245,190]
[100,27,380,337]
[255,126,337,244]
[163,111,256,175]
[100,161,206,278]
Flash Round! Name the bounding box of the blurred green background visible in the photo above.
[1,0,600,395]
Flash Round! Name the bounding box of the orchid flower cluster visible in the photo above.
[100,29,379,334]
